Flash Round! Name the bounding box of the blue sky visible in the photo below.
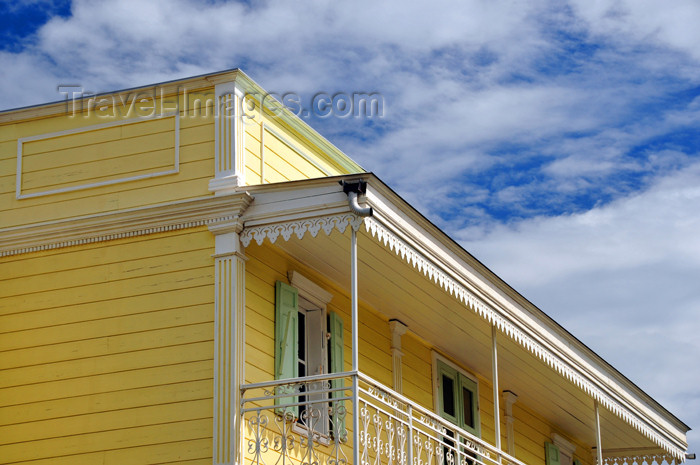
[2,0,699,457]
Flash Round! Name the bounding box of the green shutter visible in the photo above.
[329,311,346,439]
[275,281,298,416]
[458,373,479,437]
[436,360,460,425]
[545,443,561,465]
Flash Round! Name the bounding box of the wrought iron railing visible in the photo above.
[240,371,528,465]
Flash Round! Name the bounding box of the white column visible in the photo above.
[594,401,604,465]
[351,227,360,465]
[389,319,408,393]
[503,390,518,457]
[210,220,246,465]
[210,81,246,195]
[492,325,502,455]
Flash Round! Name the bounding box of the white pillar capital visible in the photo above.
[503,390,518,412]
[209,217,246,258]
[210,80,247,195]
[389,319,408,350]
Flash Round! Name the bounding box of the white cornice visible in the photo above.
[0,193,253,257]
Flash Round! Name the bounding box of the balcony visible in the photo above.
[241,372,525,465]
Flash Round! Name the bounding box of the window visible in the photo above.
[546,435,581,465]
[274,277,344,439]
[434,355,480,437]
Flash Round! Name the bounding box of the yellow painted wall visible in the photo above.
[0,90,216,229]
[0,228,215,464]
[242,102,349,185]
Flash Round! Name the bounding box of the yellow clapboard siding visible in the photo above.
[0,397,212,445]
[263,148,306,182]
[21,123,174,164]
[245,362,274,385]
[20,135,176,194]
[0,266,213,316]
[245,304,275,338]
[5,438,211,465]
[0,157,16,176]
[0,138,18,157]
[245,329,274,375]
[0,360,212,407]
[19,117,174,155]
[245,282,275,316]
[0,379,212,426]
[22,148,176,194]
[0,319,213,369]
[0,228,212,281]
[0,284,212,333]
[245,151,263,185]
[0,154,211,196]
[244,118,261,141]
[1,247,212,299]
[402,379,433,410]
[179,141,213,165]
[263,134,326,179]
[0,417,212,463]
[260,114,342,176]
[245,130,261,153]
[1,340,213,388]
[1,161,213,228]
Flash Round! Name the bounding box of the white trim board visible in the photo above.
[16,112,180,199]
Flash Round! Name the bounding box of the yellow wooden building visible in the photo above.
[0,69,691,465]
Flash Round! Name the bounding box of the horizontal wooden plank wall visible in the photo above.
[242,104,347,186]
[0,227,215,464]
[0,91,215,229]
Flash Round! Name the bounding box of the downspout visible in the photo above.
[342,179,371,465]
[342,180,373,217]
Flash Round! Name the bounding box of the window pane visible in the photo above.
[462,386,474,428]
[442,374,455,416]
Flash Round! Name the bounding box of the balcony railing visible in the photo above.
[241,371,527,465]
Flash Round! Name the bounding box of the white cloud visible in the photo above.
[459,161,700,446]
[570,0,700,63]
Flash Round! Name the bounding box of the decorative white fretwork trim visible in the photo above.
[362,216,685,461]
[239,213,364,247]
[601,455,678,465]
[1,218,228,257]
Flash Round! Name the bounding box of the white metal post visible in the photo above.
[492,325,502,460]
[594,401,603,465]
[351,228,360,465]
